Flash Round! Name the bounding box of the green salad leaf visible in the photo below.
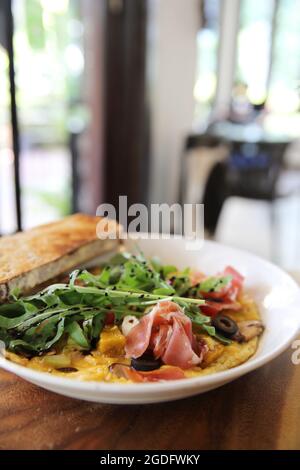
[0,251,232,356]
[198,275,232,293]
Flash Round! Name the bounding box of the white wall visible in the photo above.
[148,0,201,204]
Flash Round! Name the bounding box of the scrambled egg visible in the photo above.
[6,294,261,382]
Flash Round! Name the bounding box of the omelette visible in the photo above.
[3,270,263,383]
[0,215,264,383]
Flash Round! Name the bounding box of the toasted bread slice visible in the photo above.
[0,213,121,301]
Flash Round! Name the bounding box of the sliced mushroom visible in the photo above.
[121,315,139,336]
[235,320,264,342]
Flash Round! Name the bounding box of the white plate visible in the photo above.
[1,237,300,404]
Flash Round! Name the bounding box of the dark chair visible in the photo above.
[203,140,296,261]
[226,141,286,200]
[179,133,229,208]
[203,140,287,229]
[181,133,300,262]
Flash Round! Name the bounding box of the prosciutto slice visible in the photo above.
[198,266,244,316]
[201,300,241,316]
[224,266,244,294]
[125,300,207,369]
[111,363,185,382]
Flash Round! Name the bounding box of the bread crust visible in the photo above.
[0,213,120,300]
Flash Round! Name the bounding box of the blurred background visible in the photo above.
[0,0,300,270]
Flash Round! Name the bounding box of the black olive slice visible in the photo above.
[57,367,78,373]
[212,314,238,338]
[131,355,161,371]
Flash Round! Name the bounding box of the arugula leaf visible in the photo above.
[198,276,232,293]
[152,287,175,295]
[171,271,191,296]
[0,281,206,356]
[65,321,90,349]
[77,252,176,295]
[0,251,232,356]
[201,324,231,345]
[10,287,21,300]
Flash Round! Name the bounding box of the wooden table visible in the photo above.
[0,337,300,450]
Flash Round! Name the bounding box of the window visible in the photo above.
[194,0,300,130]
[1,0,86,232]
[267,0,300,114]
[194,0,221,126]
[235,0,274,105]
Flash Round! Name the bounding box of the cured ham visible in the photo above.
[201,300,241,316]
[223,266,244,300]
[125,300,207,369]
[198,266,244,316]
[224,266,244,289]
[110,363,185,382]
[190,270,206,286]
